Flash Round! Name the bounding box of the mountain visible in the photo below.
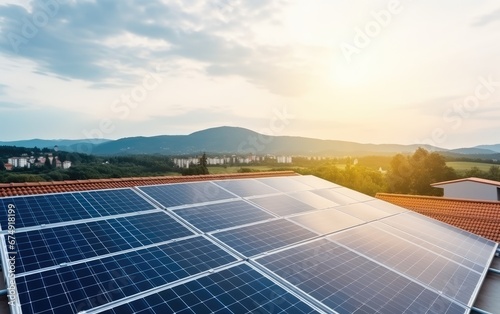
[475,144,500,153]
[91,126,443,156]
[0,139,111,151]
[447,147,499,155]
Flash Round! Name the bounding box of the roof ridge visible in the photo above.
[375,193,500,205]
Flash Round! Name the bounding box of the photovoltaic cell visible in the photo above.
[248,194,316,217]
[100,263,320,314]
[213,179,279,197]
[329,225,481,305]
[12,212,193,274]
[310,189,358,205]
[138,182,236,208]
[174,200,274,232]
[257,177,313,193]
[382,212,497,268]
[212,219,317,257]
[290,209,364,235]
[15,237,237,314]
[0,189,156,230]
[289,190,339,209]
[256,239,466,314]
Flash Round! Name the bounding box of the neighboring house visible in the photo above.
[63,161,72,169]
[431,177,500,201]
[4,163,13,171]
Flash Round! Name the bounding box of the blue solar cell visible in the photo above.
[0,189,155,230]
[100,264,320,314]
[138,182,236,208]
[256,239,466,314]
[248,194,316,216]
[329,225,482,306]
[174,200,274,232]
[16,237,237,314]
[212,219,316,257]
[12,212,193,274]
[214,179,279,197]
[310,188,358,205]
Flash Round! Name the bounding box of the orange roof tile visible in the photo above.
[0,171,297,197]
[376,193,500,243]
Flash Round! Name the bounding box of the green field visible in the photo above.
[446,161,499,172]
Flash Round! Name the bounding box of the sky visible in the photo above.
[0,0,499,149]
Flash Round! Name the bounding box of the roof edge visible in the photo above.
[431,177,500,187]
[375,192,500,205]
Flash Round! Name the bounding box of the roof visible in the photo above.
[376,193,500,243]
[0,171,297,197]
[431,177,500,187]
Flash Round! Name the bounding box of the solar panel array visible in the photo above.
[0,176,497,314]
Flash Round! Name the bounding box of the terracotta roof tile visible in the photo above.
[0,171,297,198]
[376,193,500,243]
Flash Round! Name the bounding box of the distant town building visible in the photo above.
[62,161,72,169]
[277,156,292,164]
[4,163,13,171]
[8,157,30,168]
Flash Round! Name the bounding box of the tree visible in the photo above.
[386,148,456,195]
[44,156,52,169]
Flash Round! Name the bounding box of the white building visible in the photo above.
[63,161,72,169]
[7,157,29,168]
[277,156,292,164]
[431,177,500,201]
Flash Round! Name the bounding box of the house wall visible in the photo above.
[435,181,499,201]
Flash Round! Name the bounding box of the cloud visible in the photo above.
[472,8,500,26]
[0,101,23,109]
[0,83,7,94]
[0,0,316,96]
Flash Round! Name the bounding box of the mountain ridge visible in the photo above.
[2,127,499,157]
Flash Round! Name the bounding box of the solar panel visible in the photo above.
[0,189,156,230]
[310,188,358,205]
[256,239,467,314]
[12,212,194,274]
[248,194,317,217]
[329,225,482,306]
[371,221,486,273]
[174,200,274,232]
[99,263,320,314]
[138,182,236,208]
[213,179,279,197]
[336,203,392,222]
[334,187,375,202]
[0,193,92,230]
[15,236,237,314]
[76,189,156,215]
[289,190,339,209]
[288,175,340,189]
[256,177,312,192]
[290,209,364,235]
[211,219,317,257]
[363,199,407,214]
[382,212,497,268]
